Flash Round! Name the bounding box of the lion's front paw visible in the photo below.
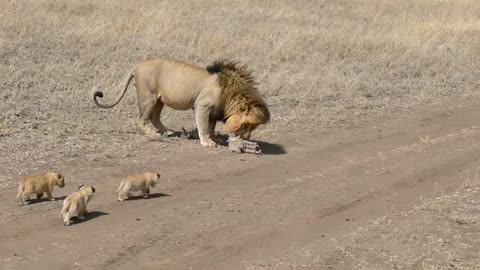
[201,139,217,148]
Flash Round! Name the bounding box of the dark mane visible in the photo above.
[206,60,255,84]
[206,60,269,124]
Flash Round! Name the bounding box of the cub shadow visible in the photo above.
[123,192,171,201]
[25,195,67,205]
[73,211,109,224]
[167,129,286,155]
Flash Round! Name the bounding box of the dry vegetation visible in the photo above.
[1,0,480,180]
[1,0,480,267]
[2,0,480,131]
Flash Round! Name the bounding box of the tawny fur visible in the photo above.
[116,172,160,201]
[16,171,65,206]
[92,59,270,147]
[60,185,95,226]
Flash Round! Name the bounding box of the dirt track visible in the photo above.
[1,103,480,270]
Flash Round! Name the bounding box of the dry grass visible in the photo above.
[1,0,480,184]
[2,0,480,130]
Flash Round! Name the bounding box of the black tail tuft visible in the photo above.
[93,91,104,98]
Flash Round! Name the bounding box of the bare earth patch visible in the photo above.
[273,177,480,270]
[1,0,480,269]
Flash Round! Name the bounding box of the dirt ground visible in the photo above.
[2,0,480,269]
[1,101,480,270]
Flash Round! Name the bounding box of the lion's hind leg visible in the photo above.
[64,204,78,226]
[118,182,132,201]
[22,191,32,205]
[136,87,160,135]
[150,100,171,134]
[137,104,157,135]
[78,208,87,220]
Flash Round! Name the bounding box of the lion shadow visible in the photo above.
[72,211,109,224]
[166,129,286,155]
[25,195,67,205]
[166,129,199,140]
[254,140,286,155]
[122,192,171,201]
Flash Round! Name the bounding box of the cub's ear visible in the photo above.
[91,186,96,193]
[78,184,84,190]
[57,173,63,179]
[156,173,161,178]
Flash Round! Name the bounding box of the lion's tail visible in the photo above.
[116,180,126,193]
[59,198,70,218]
[92,67,135,109]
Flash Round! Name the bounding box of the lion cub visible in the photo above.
[116,172,160,201]
[16,171,65,205]
[60,185,96,226]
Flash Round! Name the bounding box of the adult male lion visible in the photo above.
[93,59,270,147]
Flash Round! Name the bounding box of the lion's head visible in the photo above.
[51,172,65,188]
[223,100,270,139]
[208,60,270,139]
[149,172,161,187]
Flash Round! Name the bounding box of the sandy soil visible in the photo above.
[2,101,480,270]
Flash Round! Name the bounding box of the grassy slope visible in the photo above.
[1,0,480,137]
